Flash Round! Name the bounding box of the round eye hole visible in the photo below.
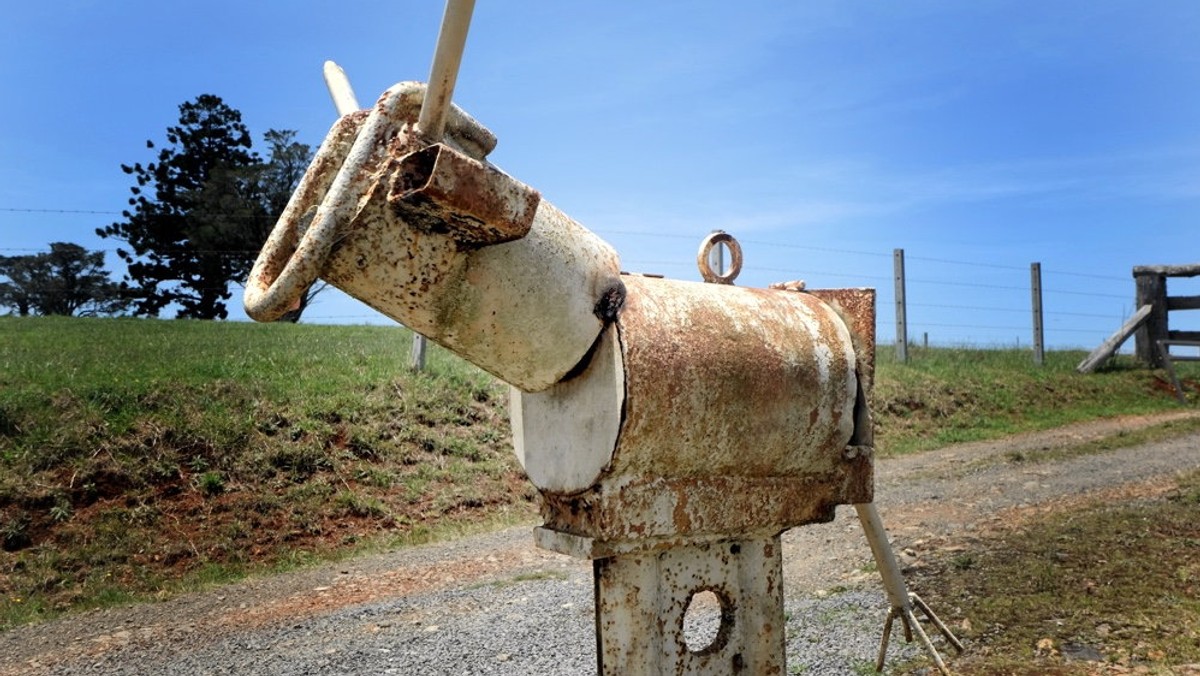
[697,231,743,284]
[682,587,734,655]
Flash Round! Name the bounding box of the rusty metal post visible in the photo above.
[593,538,784,675]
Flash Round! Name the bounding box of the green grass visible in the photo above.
[0,316,537,629]
[1,317,1197,632]
[903,470,1200,675]
[873,344,1199,456]
[981,415,1200,470]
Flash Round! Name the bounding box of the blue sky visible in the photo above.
[2,1,1198,349]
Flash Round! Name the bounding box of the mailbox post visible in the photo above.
[245,3,960,673]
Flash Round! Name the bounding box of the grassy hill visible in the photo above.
[1,316,1197,628]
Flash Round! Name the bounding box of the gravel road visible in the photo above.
[3,412,1198,676]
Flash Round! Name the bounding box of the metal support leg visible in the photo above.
[592,537,785,675]
[855,503,964,675]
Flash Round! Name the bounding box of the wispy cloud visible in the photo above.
[571,140,1200,248]
[886,144,1200,207]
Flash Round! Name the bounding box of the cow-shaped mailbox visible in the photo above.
[245,4,960,673]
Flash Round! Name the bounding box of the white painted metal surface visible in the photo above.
[244,83,623,391]
[322,61,360,117]
[417,0,476,141]
[512,275,859,498]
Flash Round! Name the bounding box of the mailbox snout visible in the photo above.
[244,82,626,393]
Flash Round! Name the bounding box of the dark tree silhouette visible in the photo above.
[0,243,128,317]
[98,95,319,320]
[98,95,260,319]
[190,129,321,322]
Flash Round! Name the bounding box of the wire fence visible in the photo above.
[1,216,1161,354]
[590,231,1142,353]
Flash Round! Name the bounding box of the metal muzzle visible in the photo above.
[244,82,625,391]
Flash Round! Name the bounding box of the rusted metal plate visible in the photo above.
[614,276,858,480]
[386,143,540,246]
[805,287,877,392]
[539,461,872,546]
[594,536,786,675]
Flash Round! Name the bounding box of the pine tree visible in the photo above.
[98,95,259,319]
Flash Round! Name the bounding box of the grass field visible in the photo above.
[0,316,535,627]
[905,470,1200,675]
[1,316,1198,636]
[873,344,1200,455]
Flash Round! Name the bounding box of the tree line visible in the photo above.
[0,95,321,321]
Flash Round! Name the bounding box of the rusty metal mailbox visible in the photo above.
[514,276,876,674]
[246,85,875,673]
[245,3,960,673]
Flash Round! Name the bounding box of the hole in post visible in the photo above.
[682,588,733,655]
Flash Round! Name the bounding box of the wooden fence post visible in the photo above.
[894,248,908,363]
[410,332,427,372]
[1133,268,1168,368]
[1030,262,1044,366]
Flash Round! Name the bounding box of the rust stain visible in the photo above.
[805,287,877,391]
[613,276,859,481]
[530,276,875,546]
[539,468,871,543]
[386,144,541,247]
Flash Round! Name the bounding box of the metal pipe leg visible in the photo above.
[902,604,950,676]
[875,607,896,672]
[855,503,963,674]
[912,593,965,653]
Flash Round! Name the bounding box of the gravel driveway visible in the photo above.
[3,412,1197,676]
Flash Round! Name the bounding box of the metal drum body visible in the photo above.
[513,275,874,553]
